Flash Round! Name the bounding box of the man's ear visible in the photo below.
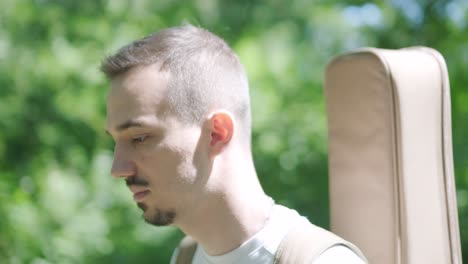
[208,112,234,155]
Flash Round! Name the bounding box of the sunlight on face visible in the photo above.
[106,64,210,227]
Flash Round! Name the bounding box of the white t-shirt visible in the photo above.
[170,205,365,264]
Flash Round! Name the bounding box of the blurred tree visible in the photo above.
[0,0,466,263]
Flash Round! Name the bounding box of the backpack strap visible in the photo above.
[274,219,367,264]
[175,236,197,264]
[175,220,367,264]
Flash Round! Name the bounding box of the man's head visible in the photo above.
[102,25,252,226]
[102,24,251,140]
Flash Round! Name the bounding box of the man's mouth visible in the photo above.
[133,190,150,201]
[126,177,150,202]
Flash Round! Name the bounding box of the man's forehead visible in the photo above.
[108,64,170,98]
[105,64,171,132]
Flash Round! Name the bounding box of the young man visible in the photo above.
[102,24,366,263]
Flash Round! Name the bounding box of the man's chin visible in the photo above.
[140,206,176,226]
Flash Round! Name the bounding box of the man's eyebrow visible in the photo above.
[105,119,151,135]
[117,120,145,131]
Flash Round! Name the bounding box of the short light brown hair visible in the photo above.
[101,24,251,143]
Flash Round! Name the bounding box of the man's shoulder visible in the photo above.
[273,206,367,263]
[170,205,367,264]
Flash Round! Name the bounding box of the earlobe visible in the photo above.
[209,112,234,154]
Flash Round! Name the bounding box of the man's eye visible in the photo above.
[132,135,149,144]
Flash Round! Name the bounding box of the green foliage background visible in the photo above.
[0,0,467,263]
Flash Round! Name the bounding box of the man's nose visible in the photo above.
[111,146,136,178]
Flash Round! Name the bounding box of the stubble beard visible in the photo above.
[137,202,176,226]
[126,177,175,226]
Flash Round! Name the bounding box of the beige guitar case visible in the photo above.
[324,47,462,264]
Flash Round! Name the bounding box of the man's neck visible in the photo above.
[176,160,272,256]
